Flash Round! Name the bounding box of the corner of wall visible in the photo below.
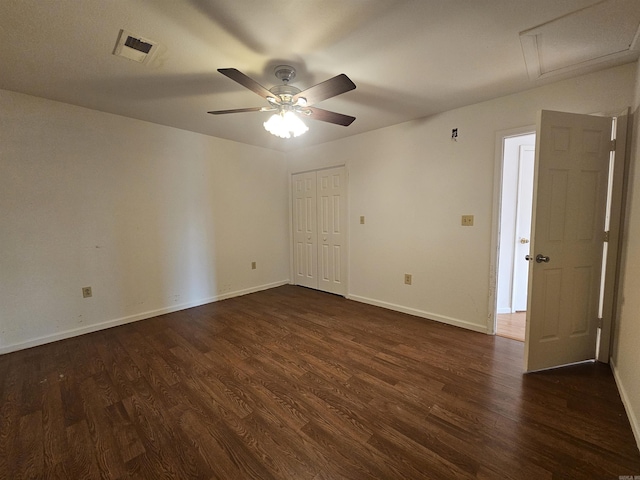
[611,358,640,453]
[609,58,640,454]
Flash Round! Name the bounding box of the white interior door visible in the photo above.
[317,167,347,295]
[292,167,348,295]
[292,171,317,289]
[525,110,612,372]
[511,145,535,312]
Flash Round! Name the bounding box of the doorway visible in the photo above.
[496,132,536,341]
[492,111,627,370]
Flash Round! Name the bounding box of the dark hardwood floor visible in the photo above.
[1,285,639,479]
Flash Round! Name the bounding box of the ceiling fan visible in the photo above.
[208,65,356,138]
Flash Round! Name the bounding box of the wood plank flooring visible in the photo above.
[1,285,639,479]
[496,312,526,342]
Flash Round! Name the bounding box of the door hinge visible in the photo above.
[604,231,610,242]
[610,139,616,151]
[597,317,603,329]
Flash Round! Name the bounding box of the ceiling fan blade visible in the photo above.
[294,74,356,106]
[208,107,272,115]
[218,68,274,100]
[305,107,355,126]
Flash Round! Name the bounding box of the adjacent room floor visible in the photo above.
[496,311,526,342]
[0,285,638,479]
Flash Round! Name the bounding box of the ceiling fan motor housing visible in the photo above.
[273,65,296,83]
[269,84,301,104]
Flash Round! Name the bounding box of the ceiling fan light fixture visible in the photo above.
[264,110,308,139]
[209,67,356,134]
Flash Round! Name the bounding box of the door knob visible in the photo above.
[323,237,327,241]
[520,238,530,244]
[535,254,550,263]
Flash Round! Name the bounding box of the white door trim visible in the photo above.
[598,111,631,362]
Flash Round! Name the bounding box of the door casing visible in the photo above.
[490,126,537,335]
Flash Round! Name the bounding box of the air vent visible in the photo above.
[113,29,157,64]
[125,36,153,54]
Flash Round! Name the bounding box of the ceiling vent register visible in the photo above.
[113,29,157,64]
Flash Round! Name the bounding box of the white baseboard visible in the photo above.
[347,294,488,334]
[0,280,289,355]
[610,358,640,453]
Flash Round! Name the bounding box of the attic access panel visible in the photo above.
[520,0,640,80]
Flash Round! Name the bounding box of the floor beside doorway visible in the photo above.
[497,311,526,342]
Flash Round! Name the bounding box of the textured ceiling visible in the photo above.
[1,0,638,151]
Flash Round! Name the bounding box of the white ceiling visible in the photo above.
[1,0,639,151]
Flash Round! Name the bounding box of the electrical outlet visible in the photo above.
[404,274,412,285]
[360,215,365,224]
[461,215,474,226]
[82,286,92,298]
[251,261,256,270]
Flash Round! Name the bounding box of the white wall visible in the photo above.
[611,60,640,450]
[288,63,636,333]
[0,89,290,353]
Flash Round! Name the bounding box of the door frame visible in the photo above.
[597,110,631,361]
[490,125,536,335]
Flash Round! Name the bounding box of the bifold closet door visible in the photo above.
[292,171,318,289]
[292,167,347,296]
[316,167,347,295]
